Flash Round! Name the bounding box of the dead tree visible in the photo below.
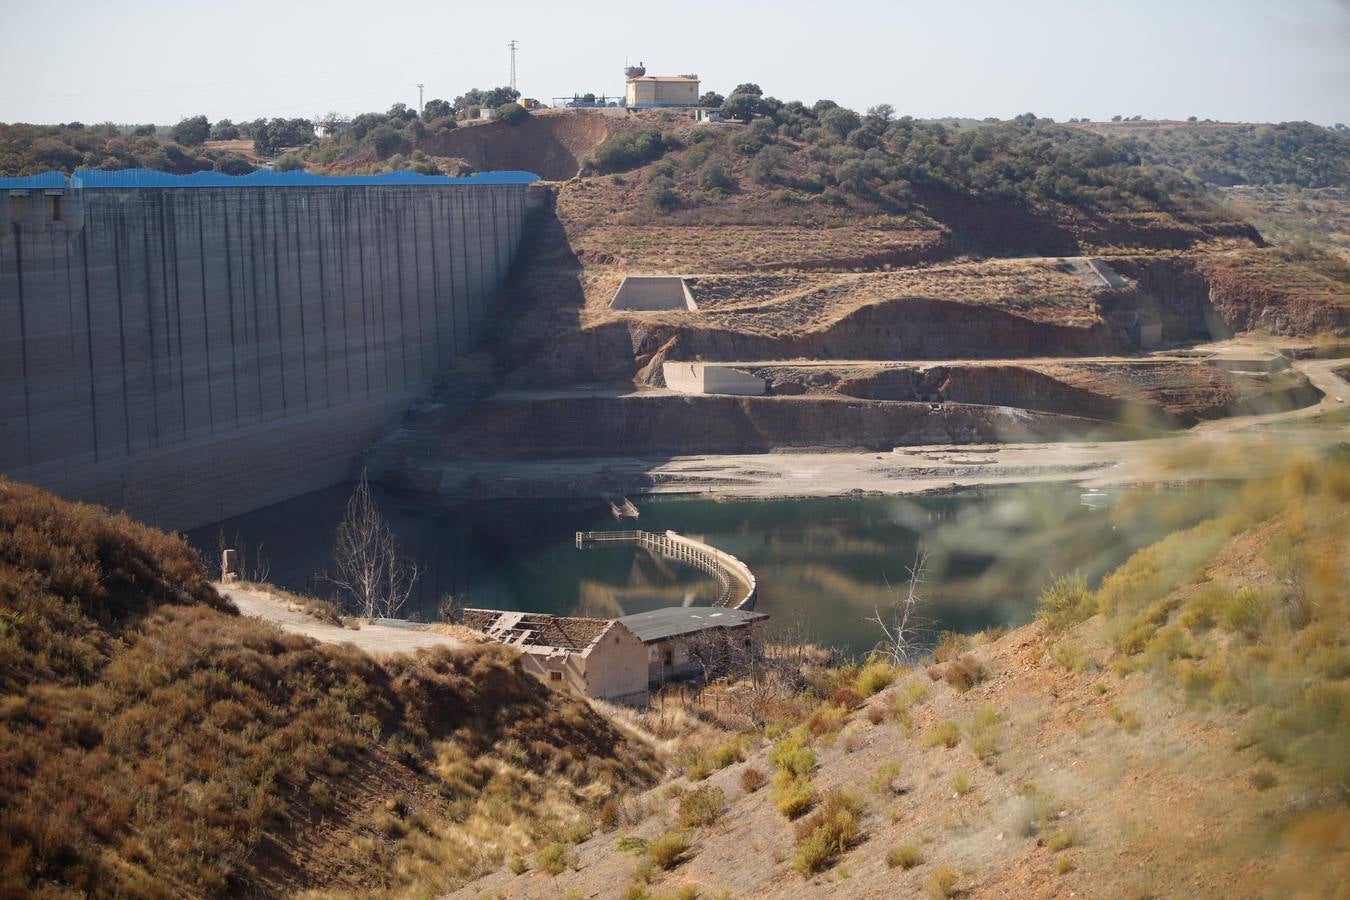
[326,471,420,619]
[867,545,931,666]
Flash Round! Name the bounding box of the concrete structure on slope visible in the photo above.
[662,362,767,396]
[618,606,769,683]
[0,169,536,529]
[463,608,649,703]
[609,275,697,311]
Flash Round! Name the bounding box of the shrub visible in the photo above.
[964,702,1003,759]
[867,705,886,725]
[922,720,961,749]
[773,772,817,819]
[740,766,767,793]
[1108,704,1141,732]
[769,732,815,776]
[870,760,901,795]
[943,654,987,691]
[1049,640,1089,673]
[589,129,666,173]
[952,771,972,796]
[887,843,923,869]
[932,632,970,663]
[273,153,304,172]
[1057,857,1075,875]
[853,659,898,696]
[698,160,734,192]
[536,841,575,875]
[647,831,688,869]
[496,102,528,125]
[212,154,255,176]
[711,735,748,769]
[599,799,621,830]
[808,703,848,737]
[1221,587,1271,635]
[791,791,863,875]
[616,836,649,854]
[750,145,789,183]
[1046,827,1079,851]
[684,756,712,781]
[677,785,725,829]
[927,866,959,898]
[840,724,864,752]
[1037,573,1095,630]
[829,686,863,709]
[649,176,680,211]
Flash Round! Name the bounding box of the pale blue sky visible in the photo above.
[1,0,1347,125]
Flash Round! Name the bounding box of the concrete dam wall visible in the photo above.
[0,171,534,528]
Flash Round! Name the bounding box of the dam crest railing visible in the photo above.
[575,529,757,610]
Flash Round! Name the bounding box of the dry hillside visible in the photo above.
[0,478,659,898]
[459,452,1349,899]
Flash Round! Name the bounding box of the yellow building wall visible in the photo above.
[626,80,698,106]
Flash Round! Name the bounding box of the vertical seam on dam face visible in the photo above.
[0,180,531,529]
[11,225,33,468]
[79,230,100,460]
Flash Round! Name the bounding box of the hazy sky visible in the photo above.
[1,0,1347,125]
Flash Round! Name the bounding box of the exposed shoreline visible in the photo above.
[393,356,1350,504]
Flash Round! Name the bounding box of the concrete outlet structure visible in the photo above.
[662,362,767,396]
[609,275,697,311]
[0,169,536,529]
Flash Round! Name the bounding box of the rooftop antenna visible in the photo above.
[415,83,425,116]
[507,39,519,93]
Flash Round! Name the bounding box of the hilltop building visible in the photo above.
[624,63,699,108]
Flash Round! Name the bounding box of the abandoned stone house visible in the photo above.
[462,609,649,703]
[617,607,769,683]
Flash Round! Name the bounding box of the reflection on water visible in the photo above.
[189,482,1232,659]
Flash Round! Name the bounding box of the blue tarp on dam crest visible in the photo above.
[0,168,540,189]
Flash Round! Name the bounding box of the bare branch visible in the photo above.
[867,545,931,666]
[323,470,420,619]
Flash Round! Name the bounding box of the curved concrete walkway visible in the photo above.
[216,585,467,656]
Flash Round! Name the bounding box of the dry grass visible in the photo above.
[676,785,725,829]
[791,790,863,875]
[887,843,923,870]
[739,766,767,793]
[646,831,688,870]
[0,478,660,897]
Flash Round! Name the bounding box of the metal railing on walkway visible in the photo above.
[576,529,757,609]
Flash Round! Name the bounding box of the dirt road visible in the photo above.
[216,585,467,656]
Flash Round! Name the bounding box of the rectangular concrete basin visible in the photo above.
[610,276,698,311]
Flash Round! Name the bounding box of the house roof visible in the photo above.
[464,608,615,651]
[618,606,767,643]
[629,75,699,83]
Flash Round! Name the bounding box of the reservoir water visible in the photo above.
[189,482,1231,659]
